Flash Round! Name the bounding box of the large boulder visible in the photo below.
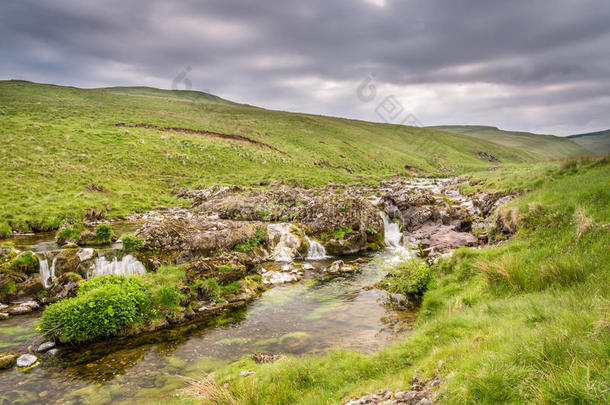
[297,195,384,255]
[185,252,254,284]
[179,186,385,256]
[11,274,44,300]
[138,213,267,264]
[42,272,82,304]
[266,223,305,261]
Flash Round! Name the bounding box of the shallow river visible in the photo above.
[0,243,416,404]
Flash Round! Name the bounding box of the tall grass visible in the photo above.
[180,158,610,404]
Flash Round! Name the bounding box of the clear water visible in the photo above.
[0,217,419,404]
[0,254,416,404]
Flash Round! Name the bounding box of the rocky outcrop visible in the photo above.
[138,213,266,265]
[380,178,479,256]
[343,377,437,405]
[41,272,82,304]
[185,252,255,284]
[176,186,385,256]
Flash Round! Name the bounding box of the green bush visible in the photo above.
[11,251,39,273]
[149,285,185,313]
[39,275,150,343]
[121,234,143,251]
[55,227,80,245]
[143,266,187,315]
[234,228,267,252]
[382,260,431,295]
[197,277,221,302]
[95,224,115,243]
[0,222,11,238]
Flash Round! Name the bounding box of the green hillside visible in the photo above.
[0,80,537,235]
[568,130,610,155]
[431,125,589,159]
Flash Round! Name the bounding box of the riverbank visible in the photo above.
[180,156,609,404]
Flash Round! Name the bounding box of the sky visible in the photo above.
[1,0,609,136]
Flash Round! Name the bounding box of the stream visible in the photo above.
[0,221,418,404]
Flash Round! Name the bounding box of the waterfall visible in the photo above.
[380,211,414,265]
[381,211,402,248]
[88,254,146,279]
[305,236,328,260]
[38,256,57,288]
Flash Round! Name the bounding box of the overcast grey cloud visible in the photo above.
[1,0,609,135]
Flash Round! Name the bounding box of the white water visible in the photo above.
[381,211,402,248]
[38,257,57,288]
[88,255,146,279]
[380,211,414,265]
[305,236,329,260]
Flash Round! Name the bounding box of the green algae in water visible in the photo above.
[214,337,251,346]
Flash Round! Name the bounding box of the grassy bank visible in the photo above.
[431,125,589,159]
[0,80,542,235]
[179,157,609,404]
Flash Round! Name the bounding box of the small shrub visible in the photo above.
[95,224,115,243]
[218,265,233,273]
[382,260,431,295]
[11,251,39,273]
[121,234,143,251]
[39,275,150,343]
[197,278,221,302]
[149,285,185,313]
[234,228,267,252]
[56,227,80,245]
[256,209,269,219]
[219,281,241,296]
[0,222,12,238]
[366,227,379,235]
[332,226,353,239]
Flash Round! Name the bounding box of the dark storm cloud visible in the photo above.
[1,0,609,134]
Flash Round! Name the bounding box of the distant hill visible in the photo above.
[100,86,241,106]
[567,130,610,155]
[0,80,543,233]
[431,125,589,159]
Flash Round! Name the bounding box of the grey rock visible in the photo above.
[46,348,58,356]
[76,248,95,262]
[0,313,8,320]
[21,300,40,309]
[36,341,56,353]
[0,303,8,310]
[16,354,37,368]
[8,305,32,315]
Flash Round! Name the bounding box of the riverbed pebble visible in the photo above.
[36,341,56,353]
[16,354,38,368]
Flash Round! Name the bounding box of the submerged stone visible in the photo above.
[0,353,18,369]
[16,354,37,368]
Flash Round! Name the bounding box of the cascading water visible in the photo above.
[380,211,413,265]
[381,211,402,248]
[305,236,328,260]
[88,255,146,279]
[38,256,57,288]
